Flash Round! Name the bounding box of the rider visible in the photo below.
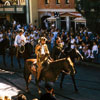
[35,37,52,81]
[14,29,26,56]
[52,37,63,60]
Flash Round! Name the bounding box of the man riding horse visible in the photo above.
[35,37,53,81]
[52,37,64,60]
[24,36,79,93]
[14,29,26,56]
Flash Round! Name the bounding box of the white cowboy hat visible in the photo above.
[19,29,24,33]
[38,37,47,43]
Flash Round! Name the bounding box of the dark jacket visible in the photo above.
[39,93,57,100]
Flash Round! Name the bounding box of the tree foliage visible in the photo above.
[75,0,100,33]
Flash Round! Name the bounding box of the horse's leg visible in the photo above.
[11,55,14,67]
[3,54,6,66]
[24,66,32,92]
[36,80,42,95]
[26,74,32,92]
[17,57,21,69]
[71,75,78,92]
[60,72,65,88]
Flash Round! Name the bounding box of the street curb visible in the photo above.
[0,65,24,73]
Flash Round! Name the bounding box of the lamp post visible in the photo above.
[54,12,61,29]
[25,0,30,24]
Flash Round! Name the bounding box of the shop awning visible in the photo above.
[0,5,26,13]
[74,17,86,23]
[47,16,56,21]
[60,12,82,17]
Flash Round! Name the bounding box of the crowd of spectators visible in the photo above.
[0,21,100,62]
[0,20,100,100]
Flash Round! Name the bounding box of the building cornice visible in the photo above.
[38,9,76,12]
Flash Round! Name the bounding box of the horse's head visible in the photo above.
[24,43,33,59]
[62,48,83,62]
[72,48,84,61]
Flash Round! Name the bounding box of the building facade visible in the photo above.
[29,0,81,31]
[0,0,85,31]
[0,0,27,25]
[38,0,75,31]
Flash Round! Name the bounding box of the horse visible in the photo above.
[0,37,9,66]
[58,48,84,89]
[24,56,78,94]
[9,43,33,68]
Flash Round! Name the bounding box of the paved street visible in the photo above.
[0,55,100,100]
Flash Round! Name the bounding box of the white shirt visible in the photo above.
[30,33,35,38]
[26,36,30,43]
[71,38,75,49]
[14,34,26,46]
[17,24,21,30]
[0,34,3,42]
[92,45,98,54]
[71,39,75,44]
[41,45,45,55]
[13,20,16,25]
[85,49,91,58]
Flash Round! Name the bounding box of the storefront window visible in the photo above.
[56,0,60,4]
[45,0,49,4]
[65,0,69,4]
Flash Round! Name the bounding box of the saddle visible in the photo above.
[26,59,37,72]
[26,59,37,64]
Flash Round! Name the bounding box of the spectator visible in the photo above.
[92,41,98,59]
[84,45,91,59]
[70,36,75,49]
[39,82,57,100]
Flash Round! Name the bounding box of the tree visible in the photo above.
[75,0,100,34]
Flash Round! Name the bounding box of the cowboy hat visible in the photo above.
[38,37,47,43]
[18,29,24,33]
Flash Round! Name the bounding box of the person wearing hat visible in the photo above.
[35,37,53,81]
[14,29,26,56]
[14,29,26,47]
[52,37,63,60]
[39,82,57,100]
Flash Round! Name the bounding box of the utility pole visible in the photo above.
[25,0,30,24]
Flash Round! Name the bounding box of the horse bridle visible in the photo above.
[58,48,71,59]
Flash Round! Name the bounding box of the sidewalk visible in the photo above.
[82,53,100,67]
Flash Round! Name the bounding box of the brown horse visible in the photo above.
[9,43,33,68]
[0,37,9,66]
[24,57,77,94]
[58,48,83,89]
